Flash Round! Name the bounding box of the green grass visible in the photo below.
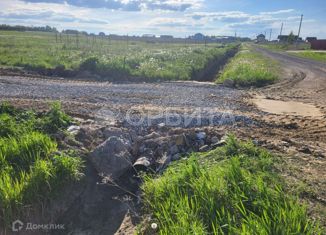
[0,102,83,225]
[0,30,237,80]
[259,43,311,51]
[289,51,326,62]
[0,101,73,136]
[141,135,321,234]
[218,46,279,87]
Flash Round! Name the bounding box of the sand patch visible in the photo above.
[252,97,323,117]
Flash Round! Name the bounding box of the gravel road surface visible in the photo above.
[254,47,326,102]
[0,76,244,108]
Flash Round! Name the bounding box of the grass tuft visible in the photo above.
[40,101,73,134]
[289,51,326,62]
[141,135,321,234]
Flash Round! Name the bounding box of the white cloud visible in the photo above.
[20,0,203,12]
[147,17,203,28]
[260,9,295,15]
[0,0,324,38]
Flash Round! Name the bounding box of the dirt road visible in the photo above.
[245,47,326,227]
[0,76,252,127]
[254,46,326,104]
[0,76,241,107]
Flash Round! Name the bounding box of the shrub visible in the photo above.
[96,59,131,77]
[0,114,20,138]
[0,102,17,116]
[79,56,98,72]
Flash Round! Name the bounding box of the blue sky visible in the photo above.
[0,0,325,38]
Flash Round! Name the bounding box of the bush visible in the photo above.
[0,102,17,116]
[79,57,98,72]
[96,58,131,77]
[0,114,20,138]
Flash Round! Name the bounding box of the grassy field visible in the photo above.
[0,31,236,80]
[218,45,279,87]
[141,135,322,234]
[259,43,311,51]
[288,51,326,62]
[258,43,325,62]
[0,102,83,226]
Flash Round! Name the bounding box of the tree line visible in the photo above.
[0,24,58,33]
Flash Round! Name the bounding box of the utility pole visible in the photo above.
[269,29,272,41]
[297,14,303,38]
[280,23,283,36]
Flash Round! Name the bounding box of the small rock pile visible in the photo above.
[75,124,227,179]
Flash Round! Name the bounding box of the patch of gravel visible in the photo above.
[0,76,249,121]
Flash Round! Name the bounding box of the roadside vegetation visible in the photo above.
[258,43,325,62]
[288,51,326,62]
[0,102,83,226]
[218,45,279,87]
[259,42,311,51]
[0,31,237,80]
[141,135,322,234]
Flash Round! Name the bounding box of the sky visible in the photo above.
[0,0,325,39]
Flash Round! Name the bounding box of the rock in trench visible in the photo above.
[89,136,133,180]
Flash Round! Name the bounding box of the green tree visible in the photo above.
[287,31,296,44]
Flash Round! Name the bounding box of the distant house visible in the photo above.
[192,33,205,41]
[277,35,302,43]
[306,37,317,43]
[63,29,79,35]
[142,34,155,38]
[256,34,266,43]
[160,35,173,39]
